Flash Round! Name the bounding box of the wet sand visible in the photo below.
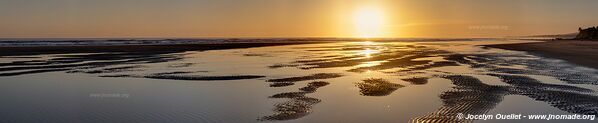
[1,40,598,122]
[485,40,598,69]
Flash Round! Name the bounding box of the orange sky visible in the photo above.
[1,0,597,38]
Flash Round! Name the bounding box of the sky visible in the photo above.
[1,0,597,38]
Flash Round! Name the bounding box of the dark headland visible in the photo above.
[486,26,598,69]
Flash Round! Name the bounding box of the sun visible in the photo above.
[353,6,386,38]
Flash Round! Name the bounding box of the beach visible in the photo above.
[3,0,597,122]
[0,39,597,123]
[486,40,598,69]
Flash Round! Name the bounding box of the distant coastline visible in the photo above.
[0,38,484,47]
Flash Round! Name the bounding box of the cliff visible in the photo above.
[575,26,598,40]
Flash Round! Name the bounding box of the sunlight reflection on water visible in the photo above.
[1,40,597,123]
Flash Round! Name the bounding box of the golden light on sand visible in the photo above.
[361,48,380,58]
[353,6,386,38]
[355,61,384,68]
[355,41,382,58]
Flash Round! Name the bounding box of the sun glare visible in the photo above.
[353,6,386,38]
[362,41,375,45]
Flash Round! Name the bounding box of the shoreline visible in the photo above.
[0,38,485,56]
[4,39,598,70]
[0,42,327,56]
[485,40,598,70]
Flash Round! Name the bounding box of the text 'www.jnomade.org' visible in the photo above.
[457,113,596,121]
